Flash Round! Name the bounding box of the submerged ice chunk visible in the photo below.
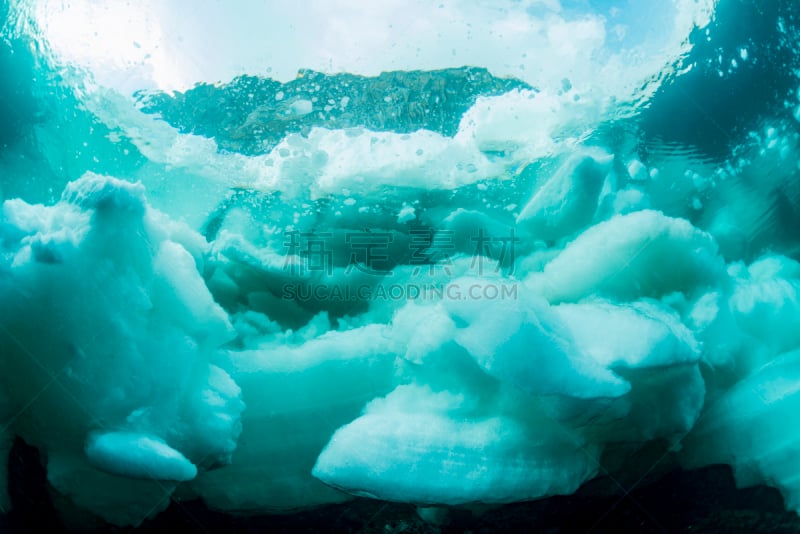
[682,350,800,513]
[443,279,628,399]
[545,301,705,444]
[455,90,564,159]
[259,127,502,198]
[85,432,198,481]
[191,323,397,512]
[731,276,800,355]
[534,210,725,302]
[689,254,800,377]
[627,159,649,182]
[516,150,613,241]
[0,173,243,525]
[555,300,701,369]
[313,385,599,505]
[390,303,456,365]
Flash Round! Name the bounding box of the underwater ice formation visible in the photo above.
[0,174,244,523]
[2,0,800,528]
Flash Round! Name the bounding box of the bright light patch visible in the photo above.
[27,0,716,100]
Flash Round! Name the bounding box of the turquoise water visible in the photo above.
[2,0,800,531]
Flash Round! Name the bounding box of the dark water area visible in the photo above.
[639,0,800,161]
[4,438,800,533]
